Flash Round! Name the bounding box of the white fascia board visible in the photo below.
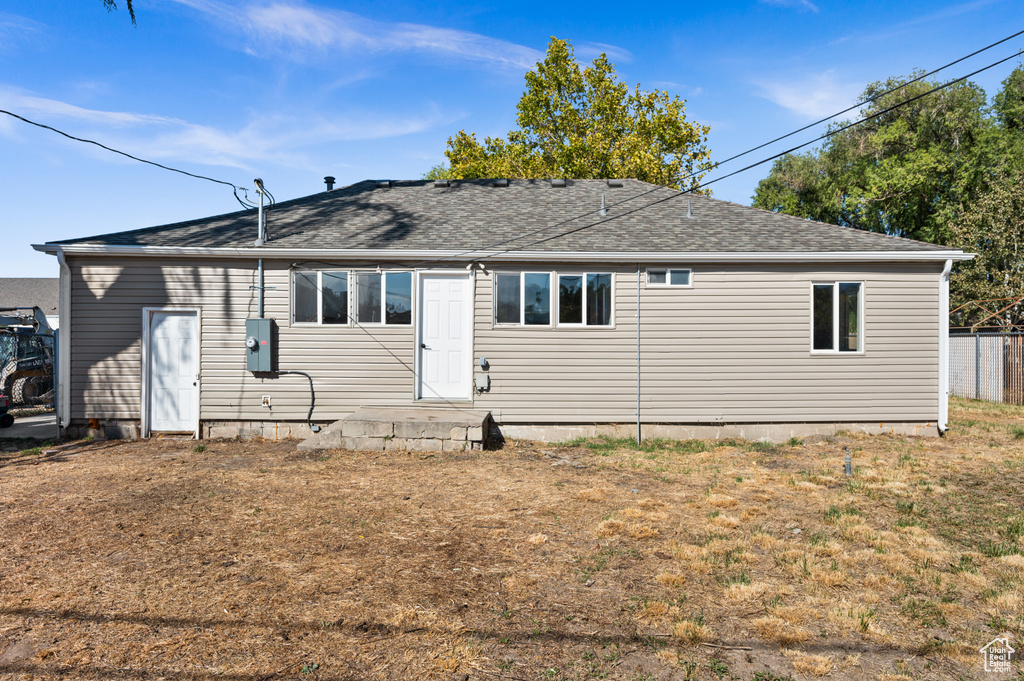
[33,243,975,263]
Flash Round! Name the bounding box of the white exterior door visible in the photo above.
[418,273,472,400]
[148,311,198,432]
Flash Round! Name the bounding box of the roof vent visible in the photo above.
[607,179,623,188]
[375,180,391,189]
[434,179,449,188]
[492,178,508,187]
[324,176,336,191]
[687,199,693,219]
[550,178,566,188]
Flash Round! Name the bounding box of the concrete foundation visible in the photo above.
[64,419,142,440]
[62,418,939,445]
[497,421,940,443]
[297,407,492,452]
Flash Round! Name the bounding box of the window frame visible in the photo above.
[354,270,414,326]
[810,280,865,354]
[556,271,615,328]
[645,267,693,288]
[492,271,553,327]
[290,269,350,326]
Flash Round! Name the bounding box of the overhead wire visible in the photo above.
[394,36,1024,269]
[419,45,1024,264]
[0,107,256,210]
[712,27,1024,169]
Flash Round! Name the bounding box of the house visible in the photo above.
[0,278,60,329]
[33,178,971,442]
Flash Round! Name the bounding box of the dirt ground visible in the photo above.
[1,399,1023,681]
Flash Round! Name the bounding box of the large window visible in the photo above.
[494,271,612,327]
[812,282,861,352]
[494,272,551,326]
[292,271,348,324]
[559,273,613,326]
[356,271,412,325]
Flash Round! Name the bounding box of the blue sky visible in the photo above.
[1,0,1021,277]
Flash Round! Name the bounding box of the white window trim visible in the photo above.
[291,270,350,326]
[492,271,553,327]
[810,281,865,355]
[556,271,615,328]
[645,267,693,288]
[354,270,414,326]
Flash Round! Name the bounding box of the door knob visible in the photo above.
[420,343,429,349]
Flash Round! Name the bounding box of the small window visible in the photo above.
[558,273,613,326]
[292,271,348,324]
[647,268,691,287]
[356,271,412,325]
[812,282,861,352]
[493,272,551,326]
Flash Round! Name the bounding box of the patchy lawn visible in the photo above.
[1,398,1023,680]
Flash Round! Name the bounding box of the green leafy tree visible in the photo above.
[102,0,136,25]
[442,37,713,192]
[950,168,1024,328]
[421,164,452,180]
[752,71,993,245]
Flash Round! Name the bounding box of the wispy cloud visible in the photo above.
[0,11,47,52]
[830,0,1003,46]
[171,0,543,70]
[0,87,452,171]
[756,71,862,119]
[575,41,633,64]
[759,0,820,12]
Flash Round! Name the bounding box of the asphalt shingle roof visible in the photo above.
[51,179,950,253]
[0,278,59,314]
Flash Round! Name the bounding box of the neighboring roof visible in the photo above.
[0,278,59,315]
[46,178,955,256]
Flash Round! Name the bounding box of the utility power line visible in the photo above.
[447,46,1024,262]
[0,108,254,210]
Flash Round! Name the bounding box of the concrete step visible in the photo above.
[298,407,491,452]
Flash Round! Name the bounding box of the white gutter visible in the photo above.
[32,243,976,263]
[56,249,72,431]
[938,259,953,432]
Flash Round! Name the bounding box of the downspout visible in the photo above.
[938,259,952,433]
[56,248,72,431]
[636,263,641,445]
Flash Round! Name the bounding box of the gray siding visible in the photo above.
[68,257,940,426]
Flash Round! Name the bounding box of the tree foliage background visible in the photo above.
[434,38,714,192]
[102,0,136,24]
[752,64,1024,327]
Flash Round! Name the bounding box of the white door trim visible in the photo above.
[141,307,201,438]
[414,271,475,402]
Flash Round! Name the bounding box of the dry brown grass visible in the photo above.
[784,650,834,676]
[2,397,1023,679]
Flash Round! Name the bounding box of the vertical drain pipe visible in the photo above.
[636,263,641,445]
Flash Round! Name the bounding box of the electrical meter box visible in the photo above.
[245,318,274,372]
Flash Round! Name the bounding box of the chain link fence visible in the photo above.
[950,333,1024,404]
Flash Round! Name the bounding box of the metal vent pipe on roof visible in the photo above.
[687,199,693,219]
[324,176,335,191]
[600,194,607,216]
